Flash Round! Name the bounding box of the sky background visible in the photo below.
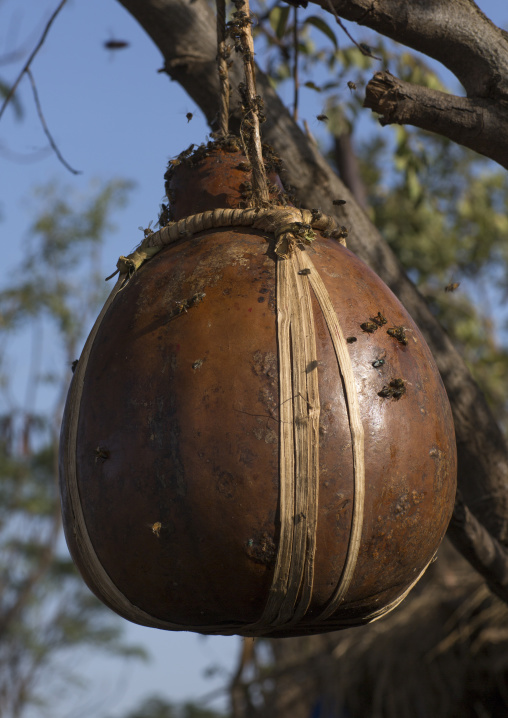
[1,1,507,716]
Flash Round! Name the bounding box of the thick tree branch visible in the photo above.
[313,0,508,101]
[307,0,508,169]
[364,71,508,171]
[117,0,508,576]
[448,492,508,603]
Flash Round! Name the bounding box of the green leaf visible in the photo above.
[304,16,338,50]
[269,5,290,40]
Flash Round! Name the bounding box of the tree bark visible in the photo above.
[117,0,508,577]
[364,70,508,171]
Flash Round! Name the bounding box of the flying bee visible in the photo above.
[104,39,129,50]
[298,268,311,275]
[138,220,154,238]
[186,112,193,123]
[371,311,387,326]
[372,359,385,368]
[333,199,346,206]
[387,326,408,345]
[346,336,357,344]
[71,359,79,373]
[347,80,357,91]
[316,114,329,122]
[361,321,378,334]
[445,282,460,292]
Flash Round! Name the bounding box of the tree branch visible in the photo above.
[313,0,508,101]
[364,70,508,171]
[117,0,508,580]
[0,0,69,122]
[448,492,508,603]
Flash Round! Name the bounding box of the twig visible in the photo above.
[0,0,69,122]
[324,0,381,61]
[216,0,230,137]
[292,7,299,122]
[233,0,269,204]
[26,68,81,175]
[232,0,269,207]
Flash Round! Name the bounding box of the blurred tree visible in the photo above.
[0,178,145,717]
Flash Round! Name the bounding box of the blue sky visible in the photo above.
[1,1,507,716]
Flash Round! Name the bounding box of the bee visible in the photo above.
[186,112,193,123]
[361,321,378,334]
[445,282,460,292]
[237,161,252,172]
[347,81,357,91]
[174,300,188,314]
[331,226,348,241]
[188,292,206,306]
[306,360,319,373]
[378,378,406,400]
[71,359,79,373]
[316,114,329,122]
[332,199,346,206]
[178,143,195,159]
[346,336,357,344]
[151,522,162,537]
[192,359,204,370]
[95,446,109,463]
[371,312,387,327]
[372,359,385,368]
[298,268,311,275]
[387,326,408,345]
[138,220,154,238]
[311,208,322,221]
[104,39,129,50]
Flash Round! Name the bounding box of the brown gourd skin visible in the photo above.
[59,149,457,636]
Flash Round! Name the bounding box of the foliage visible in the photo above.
[0,178,143,718]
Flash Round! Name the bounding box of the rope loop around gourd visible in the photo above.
[107,205,348,284]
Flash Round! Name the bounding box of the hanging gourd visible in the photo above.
[59,0,456,638]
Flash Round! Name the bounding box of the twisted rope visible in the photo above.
[109,205,347,282]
